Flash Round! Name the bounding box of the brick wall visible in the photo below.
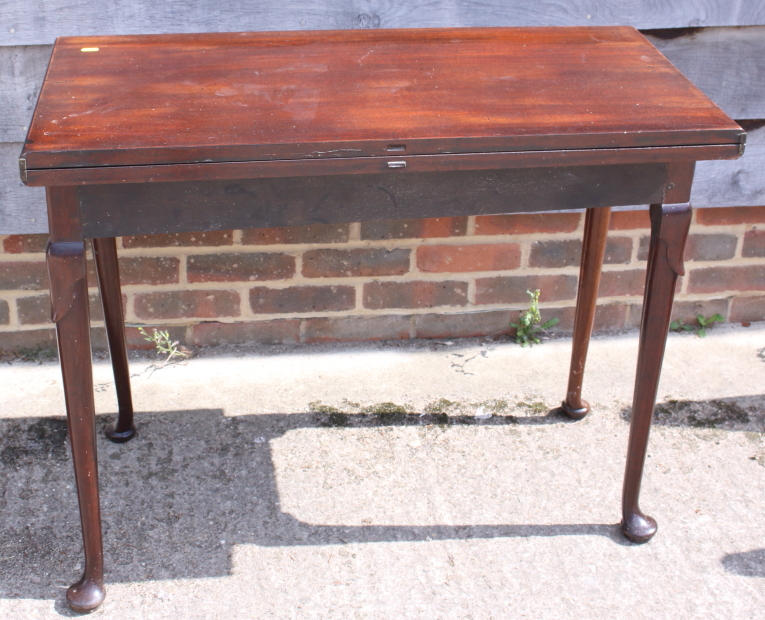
[1,206,764,352]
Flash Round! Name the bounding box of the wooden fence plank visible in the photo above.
[0,143,46,234]
[646,27,765,120]
[693,125,765,208]
[2,0,764,47]
[0,45,51,145]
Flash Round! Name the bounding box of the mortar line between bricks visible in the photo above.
[7,298,20,329]
[12,292,751,332]
[179,254,188,284]
[353,283,364,311]
[176,262,661,286]
[467,280,476,305]
[232,230,243,245]
[466,215,476,236]
[123,291,136,322]
[238,286,251,319]
[0,229,659,261]
[110,233,599,257]
[348,222,361,241]
[110,298,652,327]
[100,306,546,326]
[627,231,641,264]
[519,240,531,269]
[408,248,419,274]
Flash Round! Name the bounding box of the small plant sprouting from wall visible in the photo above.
[510,289,560,346]
[138,327,188,364]
[670,313,724,338]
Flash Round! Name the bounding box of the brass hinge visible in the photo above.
[739,133,747,157]
[18,157,27,183]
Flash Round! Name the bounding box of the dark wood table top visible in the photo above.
[22,26,743,183]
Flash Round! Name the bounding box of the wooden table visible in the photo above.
[20,27,744,612]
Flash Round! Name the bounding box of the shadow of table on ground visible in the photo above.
[0,407,630,602]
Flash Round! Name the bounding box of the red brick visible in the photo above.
[688,265,765,294]
[642,234,739,263]
[671,298,729,324]
[0,329,56,353]
[302,248,409,278]
[242,223,349,245]
[529,237,632,268]
[2,234,48,254]
[125,325,187,350]
[0,299,8,325]
[605,237,633,264]
[475,275,578,305]
[250,285,355,314]
[593,303,629,331]
[304,315,411,343]
[16,295,49,325]
[360,217,468,240]
[363,280,468,309]
[598,270,645,297]
[191,320,300,345]
[414,310,512,339]
[475,212,581,235]
[696,207,765,226]
[609,209,649,230]
[187,253,294,283]
[15,292,121,325]
[0,261,48,290]
[684,234,737,261]
[529,240,581,268]
[121,230,234,248]
[417,244,520,273]
[729,296,765,323]
[742,229,765,258]
[134,290,241,319]
[118,257,180,285]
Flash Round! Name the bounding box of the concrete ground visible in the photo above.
[1,323,764,619]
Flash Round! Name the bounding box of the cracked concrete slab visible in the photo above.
[1,323,764,619]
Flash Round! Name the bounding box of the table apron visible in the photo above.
[79,163,671,239]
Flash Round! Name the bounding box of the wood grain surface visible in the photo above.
[21,27,741,170]
[2,0,764,47]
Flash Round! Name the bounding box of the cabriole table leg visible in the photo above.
[47,240,106,611]
[93,236,136,443]
[621,202,692,543]
[562,206,611,419]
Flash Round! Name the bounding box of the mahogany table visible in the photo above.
[20,27,744,611]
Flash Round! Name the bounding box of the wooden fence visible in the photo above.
[1,1,763,233]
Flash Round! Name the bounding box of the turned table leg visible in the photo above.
[621,202,691,543]
[562,206,611,419]
[46,187,106,611]
[93,237,136,443]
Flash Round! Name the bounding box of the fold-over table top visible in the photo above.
[21,26,743,175]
